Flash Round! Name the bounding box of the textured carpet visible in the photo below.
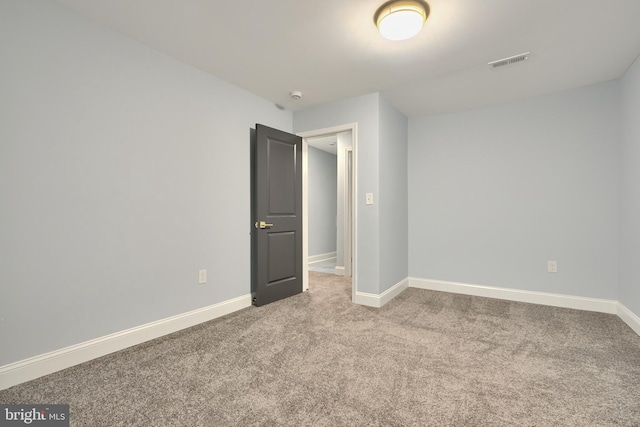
[1,272,640,426]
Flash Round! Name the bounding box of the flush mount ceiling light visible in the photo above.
[374,0,430,41]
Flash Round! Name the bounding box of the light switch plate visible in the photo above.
[365,193,374,205]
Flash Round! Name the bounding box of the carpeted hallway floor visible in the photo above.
[1,271,640,426]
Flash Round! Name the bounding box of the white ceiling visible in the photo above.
[307,135,338,155]
[54,0,640,117]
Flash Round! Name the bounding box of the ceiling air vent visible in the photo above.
[488,52,530,69]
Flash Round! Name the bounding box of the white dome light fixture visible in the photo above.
[374,0,430,41]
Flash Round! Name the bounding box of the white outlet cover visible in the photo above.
[547,261,557,273]
[198,269,207,284]
[365,193,374,205]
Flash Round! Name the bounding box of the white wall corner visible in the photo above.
[617,302,640,336]
[354,277,409,308]
[408,277,618,314]
[0,294,252,391]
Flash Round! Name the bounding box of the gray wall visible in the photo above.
[620,55,640,315]
[408,81,621,300]
[378,97,409,290]
[294,94,381,293]
[308,147,337,257]
[0,0,292,365]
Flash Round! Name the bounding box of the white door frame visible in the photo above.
[344,147,353,278]
[298,123,357,302]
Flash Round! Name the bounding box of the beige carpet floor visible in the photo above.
[1,271,640,426]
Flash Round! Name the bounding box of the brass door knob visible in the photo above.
[254,221,274,229]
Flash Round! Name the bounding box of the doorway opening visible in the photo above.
[298,123,357,303]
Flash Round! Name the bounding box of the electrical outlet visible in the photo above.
[365,193,374,205]
[547,261,557,273]
[198,269,207,284]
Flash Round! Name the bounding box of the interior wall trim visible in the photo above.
[617,302,640,336]
[308,252,337,264]
[0,294,251,391]
[408,277,618,314]
[409,277,640,337]
[354,277,409,308]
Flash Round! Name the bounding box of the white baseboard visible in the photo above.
[334,266,345,276]
[0,294,251,391]
[308,252,336,264]
[617,302,640,336]
[353,291,380,307]
[381,278,409,306]
[355,278,409,308]
[408,277,618,314]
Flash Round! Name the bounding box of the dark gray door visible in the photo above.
[251,124,302,306]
